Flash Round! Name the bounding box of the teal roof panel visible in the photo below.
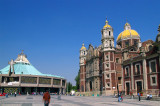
[0,63,63,78]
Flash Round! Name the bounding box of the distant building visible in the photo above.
[0,51,66,94]
[79,18,160,96]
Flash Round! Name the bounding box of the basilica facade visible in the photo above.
[79,18,160,96]
[0,51,66,95]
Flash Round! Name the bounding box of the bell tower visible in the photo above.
[101,18,116,95]
[79,43,87,92]
[101,17,114,51]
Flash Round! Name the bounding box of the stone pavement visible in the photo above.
[0,95,159,106]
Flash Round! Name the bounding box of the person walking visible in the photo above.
[121,93,123,102]
[43,90,51,106]
[138,92,140,101]
[118,93,121,102]
[15,92,17,97]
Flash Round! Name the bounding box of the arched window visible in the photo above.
[109,31,111,36]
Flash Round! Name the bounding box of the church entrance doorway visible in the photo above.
[137,81,142,93]
[90,81,92,91]
[126,82,130,95]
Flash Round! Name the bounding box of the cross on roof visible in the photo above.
[9,59,15,66]
[21,50,24,54]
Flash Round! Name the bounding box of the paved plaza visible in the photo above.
[0,95,159,106]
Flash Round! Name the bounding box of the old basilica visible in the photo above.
[79,18,160,96]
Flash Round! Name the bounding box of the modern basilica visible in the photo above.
[79,18,160,96]
[0,51,66,95]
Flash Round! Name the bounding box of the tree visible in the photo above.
[66,82,72,93]
[75,69,80,91]
[72,86,77,91]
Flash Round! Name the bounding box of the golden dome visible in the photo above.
[81,43,86,50]
[103,17,112,28]
[81,46,86,50]
[117,22,140,42]
[104,24,111,28]
[117,29,139,42]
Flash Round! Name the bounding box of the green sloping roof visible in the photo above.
[0,63,63,78]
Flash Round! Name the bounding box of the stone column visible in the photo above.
[19,76,21,86]
[121,66,124,91]
[37,77,39,87]
[51,78,53,87]
[143,59,148,90]
[61,79,62,87]
[131,63,134,90]
[59,88,61,94]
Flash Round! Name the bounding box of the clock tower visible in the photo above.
[101,18,114,51]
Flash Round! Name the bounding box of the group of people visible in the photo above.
[117,92,153,102]
[5,92,17,98]
[118,92,123,102]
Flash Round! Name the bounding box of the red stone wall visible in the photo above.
[111,62,114,70]
[111,73,116,88]
[146,57,159,89]
[110,52,113,61]
[80,65,86,92]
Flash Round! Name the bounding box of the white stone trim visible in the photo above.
[106,63,110,69]
[149,59,157,73]
[105,55,109,61]
[106,73,110,79]
[125,66,130,76]
[150,75,157,86]
[106,82,111,88]
[134,63,141,75]
[143,59,148,90]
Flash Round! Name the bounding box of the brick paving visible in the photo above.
[0,95,159,106]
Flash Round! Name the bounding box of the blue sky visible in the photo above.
[0,0,159,85]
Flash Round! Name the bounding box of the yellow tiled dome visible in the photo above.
[104,24,111,28]
[81,46,86,50]
[117,29,139,42]
[103,18,112,28]
[81,43,86,50]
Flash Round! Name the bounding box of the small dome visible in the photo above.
[81,46,86,50]
[104,24,111,28]
[103,17,112,28]
[81,43,86,50]
[117,23,140,43]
